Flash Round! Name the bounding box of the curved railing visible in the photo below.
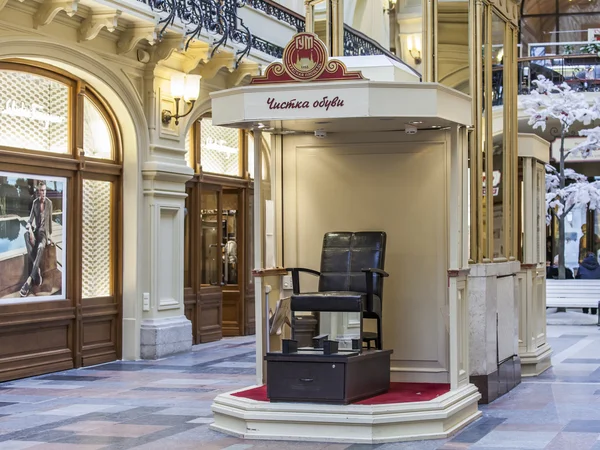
[141,0,413,70]
[246,0,419,76]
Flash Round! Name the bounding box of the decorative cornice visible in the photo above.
[227,61,260,87]
[33,0,79,29]
[197,53,236,79]
[78,10,122,42]
[118,24,160,54]
[150,34,186,63]
[181,44,211,73]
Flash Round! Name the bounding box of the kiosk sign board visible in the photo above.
[250,32,365,85]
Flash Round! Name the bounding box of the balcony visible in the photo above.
[140,0,406,67]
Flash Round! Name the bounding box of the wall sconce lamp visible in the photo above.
[162,73,201,126]
[385,0,397,13]
[406,35,422,65]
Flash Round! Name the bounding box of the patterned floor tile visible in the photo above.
[545,432,599,450]
[563,420,600,433]
[469,430,559,448]
[0,441,45,450]
[37,404,117,416]
[0,326,598,449]
[28,442,113,449]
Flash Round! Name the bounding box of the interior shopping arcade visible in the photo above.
[2,0,600,447]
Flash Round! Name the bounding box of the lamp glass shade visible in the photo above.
[184,75,201,102]
[406,35,413,51]
[171,74,186,99]
[414,35,421,52]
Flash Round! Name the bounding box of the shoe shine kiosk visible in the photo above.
[209,32,482,443]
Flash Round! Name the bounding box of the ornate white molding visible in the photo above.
[78,10,122,42]
[150,34,186,63]
[117,24,159,54]
[33,0,79,29]
[227,61,261,87]
[181,44,211,73]
[197,53,235,79]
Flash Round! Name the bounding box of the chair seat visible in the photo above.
[291,291,381,314]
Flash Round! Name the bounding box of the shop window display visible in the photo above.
[0,70,69,154]
[81,179,112,298]
[0,172,67,303]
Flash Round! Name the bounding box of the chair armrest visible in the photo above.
[361,268,389,277]
[362,268,388,312]
[285,267,321,294]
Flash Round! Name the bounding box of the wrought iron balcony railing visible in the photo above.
[246,0,406,61]
[142,0,411,71]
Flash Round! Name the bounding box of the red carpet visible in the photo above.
[232,382,450,405]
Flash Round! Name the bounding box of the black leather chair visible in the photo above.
[287,231,388,350]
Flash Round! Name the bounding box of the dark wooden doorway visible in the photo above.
[184,178,253,344]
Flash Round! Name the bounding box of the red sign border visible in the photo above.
[250,32,366,85]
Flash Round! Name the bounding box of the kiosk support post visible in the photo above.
[253,129,264,385]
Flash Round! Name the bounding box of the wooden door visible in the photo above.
[222,188,245,336]
[183,183,223,344]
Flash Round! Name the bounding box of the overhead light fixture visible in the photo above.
[406,35,422,65]
[409,120,423,125]
[162,73,201,126]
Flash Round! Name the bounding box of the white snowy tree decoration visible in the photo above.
[521,75,600,278]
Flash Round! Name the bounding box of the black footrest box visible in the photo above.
[265,349,392,404]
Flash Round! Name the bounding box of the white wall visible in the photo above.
[282,130,452,382]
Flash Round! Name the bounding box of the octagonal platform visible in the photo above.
[210,382,482,444]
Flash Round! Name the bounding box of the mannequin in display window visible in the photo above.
[225,233,237,284]
[20,182,53,297]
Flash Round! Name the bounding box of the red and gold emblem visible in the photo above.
[250,32,365,85]
[283,33,328,81]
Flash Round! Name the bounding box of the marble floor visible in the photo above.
[0,324,600,449]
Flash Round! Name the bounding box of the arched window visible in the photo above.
[185,114,244,177]
[0,60,123,376]
[0,68,71,153]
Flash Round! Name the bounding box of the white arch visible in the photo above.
[0,37,148,360]
[184,98,213,135]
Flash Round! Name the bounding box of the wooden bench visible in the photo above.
[546,279,600,321]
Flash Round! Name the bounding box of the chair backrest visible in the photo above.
[318,231,386,299]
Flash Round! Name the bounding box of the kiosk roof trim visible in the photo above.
[210,81,472,132]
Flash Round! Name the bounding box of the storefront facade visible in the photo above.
[0,60,124,377]
[0,0,282,380]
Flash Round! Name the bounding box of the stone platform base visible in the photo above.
[471,355,521,404]
[140,316,192,360]
[210,383,482,444]
[520,343,552,377]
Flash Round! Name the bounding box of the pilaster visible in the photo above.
[468,261,521,403]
